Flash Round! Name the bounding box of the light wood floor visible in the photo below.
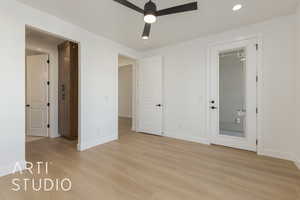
[26,136,45,143]
[0,117,299,200]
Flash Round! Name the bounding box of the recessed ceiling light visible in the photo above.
[232,4,242,11]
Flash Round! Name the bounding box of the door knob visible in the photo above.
[26,104,30,107]
[156,104,162,107]
[210,106,217,110]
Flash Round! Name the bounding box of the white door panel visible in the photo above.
[26,55,49,137]
[209,38,258,151]
[137,56,163,135]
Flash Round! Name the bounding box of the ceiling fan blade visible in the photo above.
[142,23,151,39]
[156,2,198,16]
[113,0,144,14]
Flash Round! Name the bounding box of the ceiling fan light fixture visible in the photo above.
[142,23,151,39]
[144,14,156,23]
[144,0,157,24]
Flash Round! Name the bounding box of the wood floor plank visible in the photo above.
[0,117,299,200]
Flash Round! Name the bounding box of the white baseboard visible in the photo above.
[163,132,210,145]
[295,161,300,170]
[258,149,296,162]
[78,135,118,151]
[49,133,61,139]
[0,160,26,177]
[118,115,132,118]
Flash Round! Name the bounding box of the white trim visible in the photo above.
[0,160,27,177]
[49,134,61,139]
[255,34,264,154]
[133,61,140,132]
[78,135,118,151]
[161,56,166,136]
[164,132,210,145]
[118,115,132,118]
[46,54,50,138]
[258,149,296,161]
[295,161,300,170]
[119,64,134,67]
[207,34,260,47]
[206,43,212,144]
[132,61,138,131]
[258,150,300,170]
[77,42,82,151]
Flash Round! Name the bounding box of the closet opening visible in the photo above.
[25,26,79,152]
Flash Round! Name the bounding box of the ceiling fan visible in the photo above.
[113,0,198,39]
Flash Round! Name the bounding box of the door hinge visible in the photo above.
[255,44,259,51]
[256,140,258,145]
[256,108,258,114]
[47,60,50,64]
[256,76,258,82]
[47,124,50,128]
[47,103,50,107]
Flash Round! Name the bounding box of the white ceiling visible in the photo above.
[26,27,66,45]
[119,55,136,67]
[17,0,299,51]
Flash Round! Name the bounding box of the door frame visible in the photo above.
[206,34,263,153]
[132,61,138,132]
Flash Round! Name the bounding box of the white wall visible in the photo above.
[118,65,132,118]
[26,37,60,138]
[142,15,298,162]
[0,0,140,177]
[295,5,300,168]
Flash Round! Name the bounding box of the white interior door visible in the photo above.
[26,55,49,137]
[137,56,163,135]
[209,38,258,151]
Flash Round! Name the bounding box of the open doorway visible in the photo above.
[25,26,79,147]
[118,55,164,138]
[118,55,137,137]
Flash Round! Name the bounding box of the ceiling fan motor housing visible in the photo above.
[144,1,157,16]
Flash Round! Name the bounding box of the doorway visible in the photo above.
[118,55,164,137]
[118,55,136,137]
[25,26,79,146]
[208,38,259,152]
